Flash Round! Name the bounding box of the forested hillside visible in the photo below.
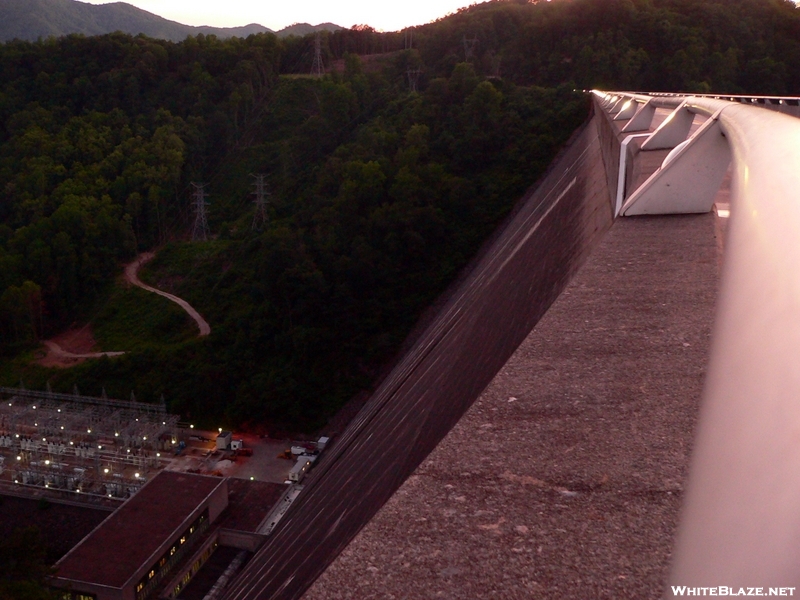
[0,0,345,43]
[1,0,798,431]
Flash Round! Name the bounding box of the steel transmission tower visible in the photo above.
[404,27,413,50]
[251,174,270,231]
[406,68,422,92]
[463,35,478,61]
[191,183,210,242]
[311,32,324,76]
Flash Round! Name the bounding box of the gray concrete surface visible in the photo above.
[303,211,720,600]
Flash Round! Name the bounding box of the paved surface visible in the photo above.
[223,106,616,599]
[164,431,306,484]
[125,252,211,336]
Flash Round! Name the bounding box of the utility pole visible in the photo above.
[311,32,324,77]
[406,68,422,92]
[251,174,270,231]
[404,27,413,50]
[463,35,478,61]
[191,183,210,242]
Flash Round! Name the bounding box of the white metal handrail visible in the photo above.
[597,90,800,594]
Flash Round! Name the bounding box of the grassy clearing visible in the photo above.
[140,241,232,289]
[91,282,198,352]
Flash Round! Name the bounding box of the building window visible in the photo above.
[136,583,144,592]
[149,569,155,579]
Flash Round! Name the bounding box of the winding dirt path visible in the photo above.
[43,340,125,360]
[37,325,125,368]
[125,252,211,337]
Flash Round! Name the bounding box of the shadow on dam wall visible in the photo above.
[224,99,619,600]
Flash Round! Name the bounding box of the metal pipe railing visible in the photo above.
[597,90,800,595]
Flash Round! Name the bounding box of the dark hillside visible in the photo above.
[0,0,797,432]
[0,0,206,41]
[0,0,344,43]
[0,26,587,431]
[319,0,800,94]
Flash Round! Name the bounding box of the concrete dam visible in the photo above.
[225,101,656,600]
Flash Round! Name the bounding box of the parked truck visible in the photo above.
[288,457,312,483]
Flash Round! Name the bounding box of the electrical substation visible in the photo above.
[0,386,180,500]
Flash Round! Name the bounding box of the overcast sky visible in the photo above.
[81,0,482,32]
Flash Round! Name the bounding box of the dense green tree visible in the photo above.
[0,527,56,600]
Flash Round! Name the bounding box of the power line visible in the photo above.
[463,35,478,62]
[251,174,270,231]
[190,183,210,242]
[404,27,414,50]
[311,32,324,77]
[406,68,422,93]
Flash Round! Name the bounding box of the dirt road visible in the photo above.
[43,340,125,360]
[125,252,211,337]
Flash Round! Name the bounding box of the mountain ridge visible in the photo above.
[0,0,342,42]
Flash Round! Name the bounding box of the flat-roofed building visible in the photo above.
[52,471,228,600]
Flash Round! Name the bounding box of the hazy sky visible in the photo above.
[81,0,482,32]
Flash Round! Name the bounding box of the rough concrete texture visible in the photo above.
[304,212,720,600]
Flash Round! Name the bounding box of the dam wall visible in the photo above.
[224,103,618,600]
